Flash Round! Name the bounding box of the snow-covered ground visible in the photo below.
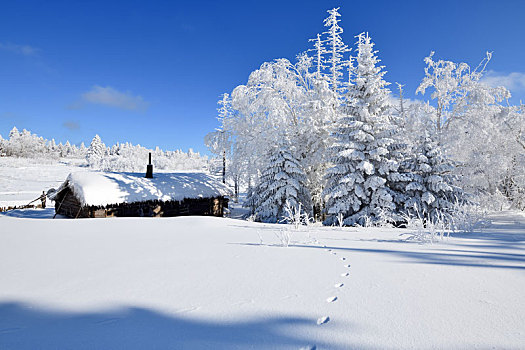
[1,209,524,349]
[0,157,86,207]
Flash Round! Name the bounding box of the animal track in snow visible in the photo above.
[326,296,338,303]
[334,283,344,288]
[317,316,330,325]
[341,272,349,277]
[340,257,346,261]
[344,264,351,268]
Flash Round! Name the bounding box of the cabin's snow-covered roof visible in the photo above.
[54,171,231,206]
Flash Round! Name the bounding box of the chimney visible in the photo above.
[145,152,153,178]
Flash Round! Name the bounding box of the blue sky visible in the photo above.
[1,0,524,154]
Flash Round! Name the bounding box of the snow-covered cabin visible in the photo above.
[51,172,230,218]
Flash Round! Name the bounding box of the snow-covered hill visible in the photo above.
[1,210,524,349]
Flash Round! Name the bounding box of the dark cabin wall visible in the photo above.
[104,197,228,218]
[54,188,90,218]
[54,185,228,218]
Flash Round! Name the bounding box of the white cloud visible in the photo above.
[388,93,423,110]
[0,42,39,56]
[482,71,525,92]
[81,86,149,111]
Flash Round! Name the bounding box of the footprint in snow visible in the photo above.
[335,283,344,288]
[344,264,351,268]
[341,272,349,277]
[340,257,346,261]
[326,296,338,303]
[317,316,330,325]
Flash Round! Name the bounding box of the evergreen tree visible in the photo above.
[0,134,5,156]
[400,135,465,223]
[247,137,312,223]
[86,134,106,166]
[322,7,351,93]
[309,33,327,76]
[9,127,20,139]
[243,184,258,217]
[62,141,72,157]
[323,33,401,226]
[79,142,86,155]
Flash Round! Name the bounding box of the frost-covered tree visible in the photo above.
[416,51,493,135]
[79,142,87,155]
[220,53,338,215]
[225,57,314,180]
[0,126,207,171]
[61,141,72,157]
[3,127,48,157]
[0,134,5,156]
[324,33,401,226]
[397,134,465,223]
[309,33,327,76]
[204,7,525,223]
[416,51,524,210]
[246,136,312,223]
[205,93,234,186]
[322,7,351,93]
[86,134,106,166]
[9,127,20,139]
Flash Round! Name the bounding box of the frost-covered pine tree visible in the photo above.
[0,134,5,156]
[400,134,465,223]
[9,126,20,139]
[86,134,106,167]
[323,33,401,226]
[62,141,72,157]
[322,8,351,93]
[79,142,87,156]
[246,136,312,223]
[309,33,327,76]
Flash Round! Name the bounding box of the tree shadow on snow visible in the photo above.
[283,243,525,270]
[0,302,339,350]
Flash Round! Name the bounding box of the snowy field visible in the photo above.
[0,157,86,207]
[1,210,524,349]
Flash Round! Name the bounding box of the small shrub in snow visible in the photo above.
[280,201,312,230]
[274,227,293,247]
[402,207,452,243]
[450,202,490,233]
[336,213,344,228]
